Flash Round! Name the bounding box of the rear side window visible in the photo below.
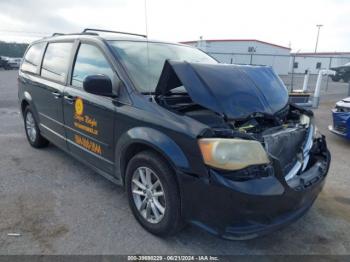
[71,44,114,88]
[21,42,46,74]
[41,42,73,83]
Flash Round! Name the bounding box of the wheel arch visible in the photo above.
[20,91,39,119]
[21,99,29,114]
[115,127,190,185]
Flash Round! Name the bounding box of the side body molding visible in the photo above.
[115,127,190,183]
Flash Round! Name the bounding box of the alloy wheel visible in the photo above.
[131,166,166,224]
[25,112,37,142]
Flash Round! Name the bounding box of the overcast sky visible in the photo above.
[0,0,349,52]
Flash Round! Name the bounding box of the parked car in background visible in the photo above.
[330,62,350,82]
[329,97,350,139]
[0,56,11,70]
[7,57,22,69]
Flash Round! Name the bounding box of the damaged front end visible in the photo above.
[155,60,330,188]
[329,97,350,139]
[155,61,331,238]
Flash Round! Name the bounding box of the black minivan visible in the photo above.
[18,29,331,240]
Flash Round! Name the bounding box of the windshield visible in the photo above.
[108,41,217,92]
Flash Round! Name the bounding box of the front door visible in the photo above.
[63,43,117,174]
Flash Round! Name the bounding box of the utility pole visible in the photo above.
[314,24,323,53]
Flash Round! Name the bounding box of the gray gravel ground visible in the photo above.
[0,70,349,255]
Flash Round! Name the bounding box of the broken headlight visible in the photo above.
[198,138,270,170]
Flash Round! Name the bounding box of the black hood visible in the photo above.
[155,60,289,119]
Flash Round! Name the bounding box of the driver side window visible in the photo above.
[72,43,115,88]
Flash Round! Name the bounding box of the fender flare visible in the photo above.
[115,127,190,183]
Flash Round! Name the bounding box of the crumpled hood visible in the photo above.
[155,60,289,119]
[337,97,350,108]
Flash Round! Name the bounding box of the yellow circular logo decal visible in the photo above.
[75,98,84,116]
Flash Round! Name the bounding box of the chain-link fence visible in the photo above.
[207,51,350,94]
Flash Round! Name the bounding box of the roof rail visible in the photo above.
[51,32,99,37]
[83,28,147,38]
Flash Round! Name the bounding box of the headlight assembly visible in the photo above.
[198,138,270,171]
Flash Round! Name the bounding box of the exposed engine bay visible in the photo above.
[156,91,320,183]
[156,91,311,141]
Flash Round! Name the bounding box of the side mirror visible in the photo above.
[83,75,115,97]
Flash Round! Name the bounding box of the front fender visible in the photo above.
[115,127,190,182]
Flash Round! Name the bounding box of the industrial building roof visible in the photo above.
[292,52,350,56]
[180,39,291,50]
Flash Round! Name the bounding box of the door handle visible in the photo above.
[52,91,62,99]
[64,95,76,104]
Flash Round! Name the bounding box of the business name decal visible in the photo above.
[73,98,99,135]
[73,98,102,154]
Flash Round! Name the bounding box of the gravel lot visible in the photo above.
[0,70,349,255]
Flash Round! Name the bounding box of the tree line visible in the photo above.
[0,42,28,57]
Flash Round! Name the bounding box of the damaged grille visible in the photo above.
[263,127,308,177]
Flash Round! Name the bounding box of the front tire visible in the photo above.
[125,150,183,236]
[24,107,49,148]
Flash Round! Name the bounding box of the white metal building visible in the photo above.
[290,52,350,74]
[181,39,291,75]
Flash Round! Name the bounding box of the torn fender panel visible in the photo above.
[155,60,289,119]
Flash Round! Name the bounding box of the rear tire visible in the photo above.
[125,150,183,236]
[23,106,49,148]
